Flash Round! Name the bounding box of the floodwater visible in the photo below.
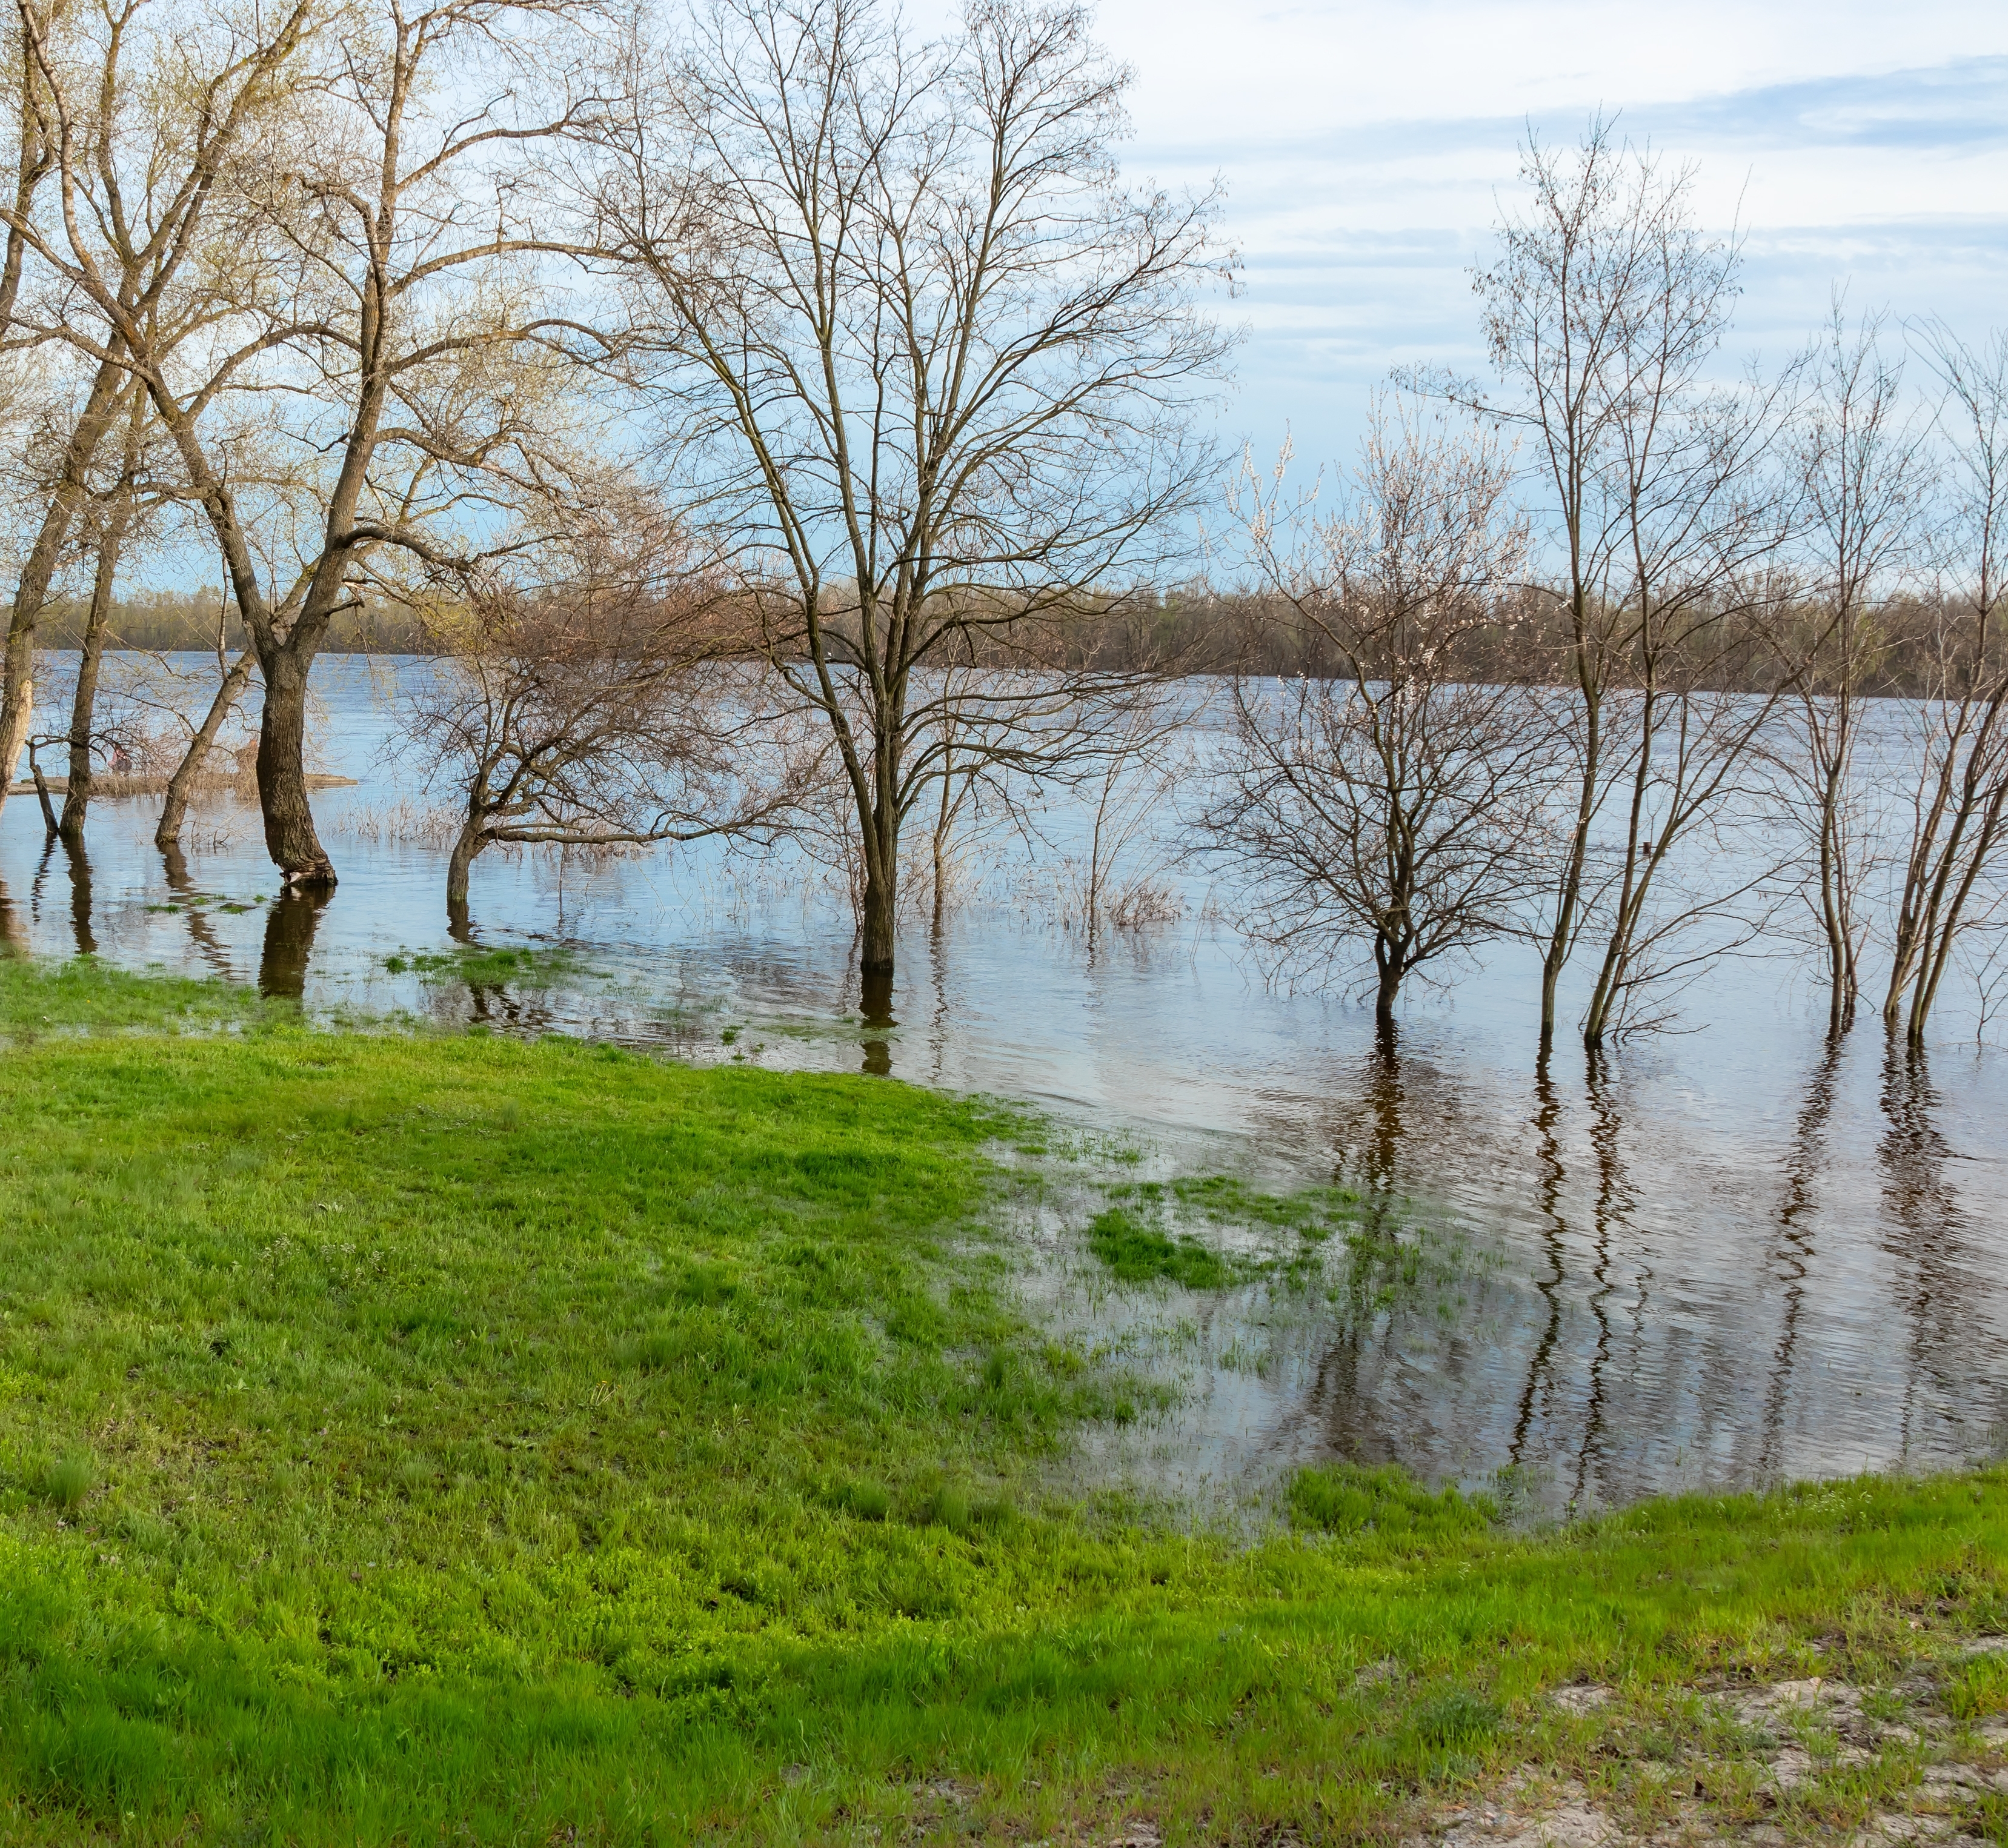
[4,653,2006,1518]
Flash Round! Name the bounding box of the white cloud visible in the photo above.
[1065,1,2008,460]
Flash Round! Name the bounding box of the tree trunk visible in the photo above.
[860,867,896,972]
[1540,680,1602,1055]
[1373,957,1401,1026]
[257,642,336,885]
[157,650,259,849]
[1,673,33,799]
[28,740,57,835]
[59,519,125,843]
[0,356,128,821]
[446,822,483,940]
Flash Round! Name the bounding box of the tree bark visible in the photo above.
[256,643,336,885]
[1539,673,1602,1055]
[1373,957,1401,1026]
[446,822,483,940]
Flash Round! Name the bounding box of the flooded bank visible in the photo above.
[4,653,2006,1517]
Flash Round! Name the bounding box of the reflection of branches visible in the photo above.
[0,875,26,956]
[258,887,328,1000]
[1758,1032,1843,1480]
[1511,1062,1571,1468]
[1875,1037,1967,1463]
[159,842,237,980]
[1575,1055,1642,1504]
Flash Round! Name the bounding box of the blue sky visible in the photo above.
[1078,0,2008,470]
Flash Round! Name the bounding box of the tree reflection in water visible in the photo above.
[1758,1032,1843,1480]
[1877,1037,1980,1466]
[2,665,2004,1512]
[160,842,236,979]
[259,885,329,999]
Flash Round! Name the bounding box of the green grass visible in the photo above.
[1086,1204,1251,1288]
[382,943,589,983]
[2,959,2007,1844]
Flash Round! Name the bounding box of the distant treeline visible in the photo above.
[41,585,1969,699]
[1091,590,1980,700]
[35,591,435,656]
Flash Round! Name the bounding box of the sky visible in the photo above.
[1075,0,2008,471]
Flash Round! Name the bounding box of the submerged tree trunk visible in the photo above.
[1373,956,1402,1026]
[156,649,258,850]
[1540,678,1603,1055]
[446,821,484,940]
[857,772,899,976]
[255,642,336,886]
[1815,693,1858,1035]
[59,510,130,843]
[0,356,129,819]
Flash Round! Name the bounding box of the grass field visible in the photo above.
[2,957,2006,1846]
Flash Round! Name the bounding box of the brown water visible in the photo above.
[5,654,2004,1515]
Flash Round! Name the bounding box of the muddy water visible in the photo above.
[4,654,2005,1517]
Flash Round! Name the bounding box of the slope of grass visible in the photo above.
[1,959,2006,1844]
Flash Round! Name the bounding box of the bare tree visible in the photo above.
[1203,400,1551,1025]
[1880,324,2008,1042]
[1457,118,1744,1054]
[1577,371,1801,1047]
[55,395,140,839]
[600,0,1229,994]
[1780,303,1927,1033]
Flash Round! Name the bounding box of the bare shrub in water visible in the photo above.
[400,500,810,935]
[1203,399,1552,1024]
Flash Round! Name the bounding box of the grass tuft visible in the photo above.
[1288,1461,1497,1544]
[32,1452,94,1514]
[1086,1205,1243,1288]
